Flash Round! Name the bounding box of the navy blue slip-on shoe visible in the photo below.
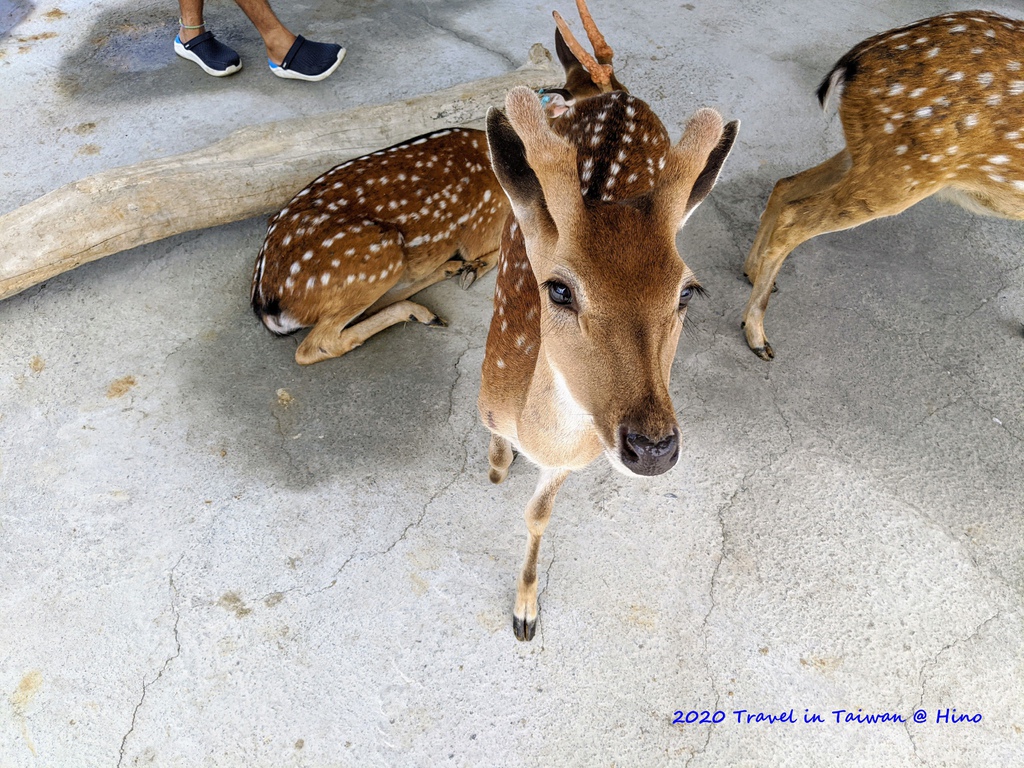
[174,31,242,77]
[269,35,346,81]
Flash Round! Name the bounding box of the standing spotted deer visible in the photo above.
[480,0,739,640]
[251,129,509,364]
[743,10,1024,360]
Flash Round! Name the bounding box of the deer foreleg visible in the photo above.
[295,300,445,365]
[513,466,570,641]
[488,434,515,484]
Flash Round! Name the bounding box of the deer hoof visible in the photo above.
[513,612,536,642]
[459,268,477,290]
[751,342,775,361]
[428,314,447,328]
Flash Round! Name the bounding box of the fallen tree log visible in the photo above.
[0,45,560,302]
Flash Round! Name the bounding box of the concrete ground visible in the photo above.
[1,0,1022,765]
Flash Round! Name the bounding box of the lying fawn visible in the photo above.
[743,10,1024,359]
[480,0,738,640]
[250,128,509,364]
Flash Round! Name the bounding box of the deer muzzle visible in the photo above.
[618,425,680,476]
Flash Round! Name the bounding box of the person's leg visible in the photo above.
[234,0,346,80]
[177,0,205,43]
[174,0,242,76]
[232,0,294,65]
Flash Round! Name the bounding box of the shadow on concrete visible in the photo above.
[1,0,33,39]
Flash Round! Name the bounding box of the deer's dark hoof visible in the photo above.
[426,314,447,327]
[513,613,536,642]
[751,342,774,361]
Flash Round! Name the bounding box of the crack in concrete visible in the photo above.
[117,555,183,768]
[684,691,722,768]
[691,372,796,764]
[307,346,473,598]
[905,610,1001,758]
[537,535,556,651]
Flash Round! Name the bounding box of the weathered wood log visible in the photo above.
[0,45,560,302]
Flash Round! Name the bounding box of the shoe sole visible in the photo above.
[174,40,242,77]
[269,47,346,82]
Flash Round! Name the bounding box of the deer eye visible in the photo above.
[547,281,574,307]
[679,284,704,309]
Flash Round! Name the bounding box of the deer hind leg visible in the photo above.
[742,164,939,360]
[513,467,570,641]
[295,299,444,365]
[360,255,469,318]
[743,150,850,285]
[488,434,515,484]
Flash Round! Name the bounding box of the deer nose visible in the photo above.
[619,426,680,476]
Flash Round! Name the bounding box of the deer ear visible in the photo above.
[685,119,739,216]
[486,106,545,215]
[661,110,738,230]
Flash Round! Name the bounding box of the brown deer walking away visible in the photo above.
[743,10,1024,359]
[251,128,509,364]
[480,0,738,640]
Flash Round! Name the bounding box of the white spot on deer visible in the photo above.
[1008,81,1024,96]
[1012,180,1024,191]
[496,358,506,369]
[964,114,979,128]
[884,122,895,134]
[887,83,906,96]
[289,261,301,275]
[945,72,964,83]
[285,277,295,289]
[946,145,959,155]
[282,234,292,246]
[949,24,967,33]
[305,277,315,290]
[320,273,330,286]
[914,107,934,119]
[297,189,309,197]
[895,145,908,155]
[977,72,995,86]
[971,47,985,55]
[985,29,995,38]
[987,94,1003,106]
[346,274,355,285]
[927,47,940,58]
[988,173,1006,183]
[302,250,313,261]
[989,155,1011,164]
[483,189,492,202]
[1008,61,1022,71]
[1006,131,1022,140]
[909,87,928,98]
